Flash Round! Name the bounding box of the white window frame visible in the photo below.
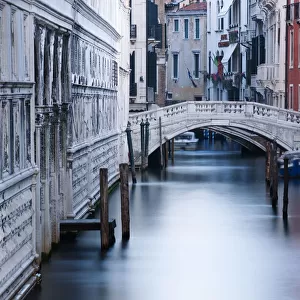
[174,19,179,32]
[194,18,200,39]
[290,29,294,68]
[184,18,189,39]
[208,2,211,32]
[173,53,179,79]
[298,85,300,111]
[289,84,294,109]
[193,52,200,78]
[298,28,300,68]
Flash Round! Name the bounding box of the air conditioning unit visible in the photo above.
[167,92,173,100]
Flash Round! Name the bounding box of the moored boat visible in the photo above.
[174,131,199,151]
[277,150,300,177]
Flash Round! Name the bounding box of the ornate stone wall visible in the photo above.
[0,0,131,298]
[0,1,38,299]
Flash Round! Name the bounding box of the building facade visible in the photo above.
[248,0,286,107]
[166,1,207,102]
[0,0,130,298]
[0,2,38,299]
[206,0,285,106]
[286,0,300,110]
[207,0,248,101]
[129,0,165,111]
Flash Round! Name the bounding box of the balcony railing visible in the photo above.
[130,82,137,97]
[228,29,239,44]
[257,64,279,82]
[240,30,255,43]
[148,24,162,42]
[130,24,137,39]
[251,3,263,21]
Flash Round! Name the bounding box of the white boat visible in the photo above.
[174,131,199,151]
[277,150,300,178]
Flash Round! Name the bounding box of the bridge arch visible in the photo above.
[129,101,300,164]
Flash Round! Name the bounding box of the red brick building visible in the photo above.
[286,0,300,110]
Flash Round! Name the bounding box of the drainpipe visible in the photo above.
[285,6,288,109]
[146,0,149,110]
[208,51,211,101]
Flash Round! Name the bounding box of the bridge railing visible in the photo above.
[128,101,300,157]
[129,101,300,127]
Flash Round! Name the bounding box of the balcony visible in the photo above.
[148,24,162,48]
[251,3,263,22]
[240,30,255,44]
[130,82,137,97]
[228,29,239,44]
[286,2,300,25]
[130,25,137,40]
[256,64,279,85]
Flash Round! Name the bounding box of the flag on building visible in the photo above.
[187,68,197,88]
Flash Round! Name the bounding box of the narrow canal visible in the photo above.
[28,139,300,300]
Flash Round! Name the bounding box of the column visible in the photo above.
[35,24,46,106]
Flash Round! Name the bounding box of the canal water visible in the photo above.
[28,139,300,300]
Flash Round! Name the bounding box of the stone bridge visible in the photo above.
[129,101,300,163]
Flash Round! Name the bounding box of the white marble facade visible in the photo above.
[0,0,130,298]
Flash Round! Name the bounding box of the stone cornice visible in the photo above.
[73,23,119,55]
[31,0,121,43]
[75,0,121,41]
[33,0,74,29]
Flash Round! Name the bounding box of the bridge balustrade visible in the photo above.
[128,101,300,161]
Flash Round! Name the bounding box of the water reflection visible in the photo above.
[28,140,300,300]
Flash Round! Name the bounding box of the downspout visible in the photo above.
[285,3,288,109]
[146,0,149,110]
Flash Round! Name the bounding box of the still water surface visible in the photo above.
[28,140,300,300]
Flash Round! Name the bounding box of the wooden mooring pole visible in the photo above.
[271,142,278,207]
[283,157,289,219]
[126,122,137,184]
[159,116,163,169]
[269,143,274,197]
[164,141,169,168]
[119,163,130,240]
[265,142,270,184]
[171,137,175,165]
[140,119,145,170]
[100,168,109,250]
[145,118,150,168]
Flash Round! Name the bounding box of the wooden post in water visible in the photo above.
[171,138,175,165]
[159,117,163,169]
[119,163,130,240]
[140,119,145,170]
[100,168,109,250]
[283,157,289,219]
[145,118,150,168]
[269,143,274,197]
[164,142,169,168]
[265,142,270,184]
[126,122,137,184]
[272,142,278,207]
